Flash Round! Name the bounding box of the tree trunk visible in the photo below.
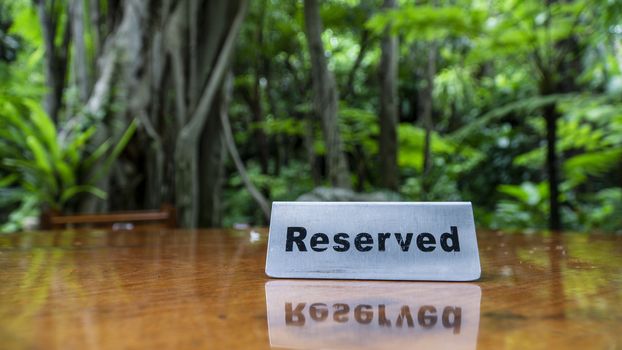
[538,0,568,231]
[71,0,90,102]
[174,143,198,227]
[264,58,284,176]
[422,43,437,177]
[303,119,322,186]
[303,0,351,189]
[89,0,102,59]
[253,1,270,175]
[36,0,249,223]
[80,0,150,213]
[198,93,227,227]
[343,29,369,102]
[544,103,561,231]
[172,0,248,228]
[378,0,399,191]
[37,0,71,124]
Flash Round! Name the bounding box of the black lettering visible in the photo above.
[333,303,350,323]
[286,227,307,252]
[396,306,414,328]
[287,227,461,253]
[417,305,437,328]
[309,303,328,321]
[354,233,373,252]
[442,306,462,334]
[285,302,306,326]
[416,233,436,252]
[333,233,350,252]
[310,233,329,252]
[394,233,414,252]
[378,304,391,327]
[440,226,461,252]
[354,305,373,324]
[378,233,391,251]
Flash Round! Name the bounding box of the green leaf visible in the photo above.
[60,185,107,204]
[367,6,486,42]
[3,158,40,173]
[89,119,137,183]
[564,148,622,186]
[9,6,42,44]
[0,174,19,188]
[24,100,59,159]
[55,161,76,187]
[25,135,52,174]
[498,182,546,206]
[84,140,111,170]
[66,125,97,165]
[452,93,582,141]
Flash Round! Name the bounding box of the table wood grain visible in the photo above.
[0,228,621,349]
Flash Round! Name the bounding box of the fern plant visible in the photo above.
[0,96,136,231]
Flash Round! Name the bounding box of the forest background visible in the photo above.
[1,0,621,233]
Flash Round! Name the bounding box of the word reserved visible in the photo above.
[265,202,481,281]
[285,226,461,253]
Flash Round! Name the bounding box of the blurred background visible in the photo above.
[0,0,621,233]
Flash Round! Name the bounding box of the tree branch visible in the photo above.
[71,0,90,102]
[343,29,369,101]
[170,48,188,127]
[220,74,271,221]
[166,4,188,127]
[181,0,248,142]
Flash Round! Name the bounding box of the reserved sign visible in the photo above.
[265,202,481,281]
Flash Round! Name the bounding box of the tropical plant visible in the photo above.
[0,94,136,231]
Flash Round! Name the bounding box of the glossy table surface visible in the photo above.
[1,228,621,349]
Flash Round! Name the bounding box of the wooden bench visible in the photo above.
[41,204,176,230]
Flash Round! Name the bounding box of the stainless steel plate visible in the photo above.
[265,202,481,281]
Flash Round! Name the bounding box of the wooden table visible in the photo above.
[1,228,621,349]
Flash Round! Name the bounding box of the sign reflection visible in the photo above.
[265,281,481,349]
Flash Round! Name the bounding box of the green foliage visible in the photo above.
[466,1,587,65]
[340,106,378,155]
[399,123,483,173]
[0,55,136,231]
[452,94,579,142]
[226,0,622,232]
[564,149,622,187]
[491,181,622,233]
[0,2,140,232]
[253,116,306,137]
[0,194,38,233]
[9,3,42,45]
[367,5,486,42]
[578,189,622,232]
[0,93,137,212]
[492,182,550,230]
[223,161,314,227]
[401,170,462,202]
